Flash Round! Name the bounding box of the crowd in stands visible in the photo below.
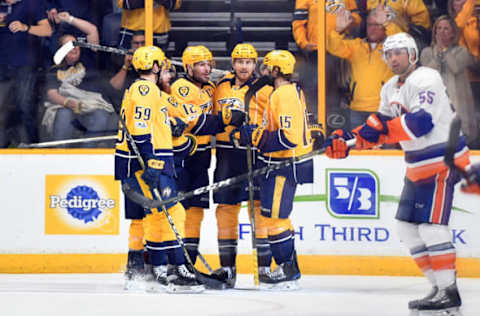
[0,0,480,149]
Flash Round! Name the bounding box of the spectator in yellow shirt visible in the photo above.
[327,6,400,128]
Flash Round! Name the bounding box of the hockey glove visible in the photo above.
[184,133,198,156]
[170,117,188,137]
[229,125,265,148]
[141,157,165,190]
[221,107,246,128]
[325,129,354,159]
[352,113,389,149]
[309,124,325,151]
[461,163,480,195]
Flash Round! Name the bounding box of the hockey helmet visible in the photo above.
[382,32,418,65]
[182,45,213,72]
[132,45,167,71]
[231,43,258,61]
[263,50,296,75]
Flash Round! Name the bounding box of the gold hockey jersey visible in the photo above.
[213,76,272,148]
[171,77,215,149]
[115,79,174,179]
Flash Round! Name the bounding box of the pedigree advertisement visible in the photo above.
[45,175,120,235]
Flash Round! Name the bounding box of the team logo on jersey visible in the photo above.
[388,101,408,117]
[218,98,245,111]
[139,84,150,96]
[45,175,120,235]
[178,86,190,97]
[326,169,379,219]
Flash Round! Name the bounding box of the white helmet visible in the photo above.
[382,32,418,65]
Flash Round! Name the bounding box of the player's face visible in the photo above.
[190,60,211,83]
[158,67,172,93]
[384,48,410,75]
[233,58,256,83]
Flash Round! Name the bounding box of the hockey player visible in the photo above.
[115,45,203,293]
[170,46,227,265]
[212,43,273,287]
[235,50,314,290]
[325,33,469,315]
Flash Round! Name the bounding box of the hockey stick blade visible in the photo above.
[53,40,75,65]
[195,271,228,290]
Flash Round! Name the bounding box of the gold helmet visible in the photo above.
[182,45,213,72]
[263,50,296,75]
[231,43,258,61]
[132,45,167,71]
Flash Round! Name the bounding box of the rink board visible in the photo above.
[0,149,479,276]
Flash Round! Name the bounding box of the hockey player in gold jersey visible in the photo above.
[170,46,227,265]
[235,50,314,289]
[115,45,203,293]
[211,43,274,287]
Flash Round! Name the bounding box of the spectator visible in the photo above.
[0,0,52,147]
[108,31,146,108]
[46,0,113,37]
[292,0,361,118]
[421,15,479,147]
[43,32,115,148]
[449,0,480,112]
[366,0,431,50]
[117,0,182,51]
[327,6,400,128]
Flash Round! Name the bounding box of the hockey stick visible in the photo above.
[444,115,469,179]
[123,138,357,209]
[53,40,228,76]
[117,113,227,289]
[18,135,117,148]
[243,76,271,286]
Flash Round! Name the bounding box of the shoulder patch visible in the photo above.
[138,84,150,96]
[178,86,190,97]
[168,96,179,107]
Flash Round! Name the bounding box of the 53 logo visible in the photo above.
[326,169,379,219]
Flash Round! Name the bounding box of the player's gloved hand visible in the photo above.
[352,113,389,149]
[141,157,165,189]
[221,106,246,128]
[325,129,354,159]
[170,117,187,137]
[461,163,480,195]
[184,133,198,156]
[309,124,325,151]
[229,125,265,147]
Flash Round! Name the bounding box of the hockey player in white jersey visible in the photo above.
[325,33,470,316]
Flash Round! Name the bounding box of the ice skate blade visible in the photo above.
[259,280,300,291]
[145,281,167,293]
[166,283,205,294]
[417,307,462,316]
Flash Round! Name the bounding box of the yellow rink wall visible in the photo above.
[1,254,479,277]
[0,149,479,277]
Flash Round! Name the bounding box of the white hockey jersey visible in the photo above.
[378,66,470,181]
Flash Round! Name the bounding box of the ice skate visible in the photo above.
[124,266,146,291]
[211,266,236,289]
[166,264,205,293]
[259,252,301,291]
[408,286,439,311]
[145,265,167,292]
[415,283,462,316]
